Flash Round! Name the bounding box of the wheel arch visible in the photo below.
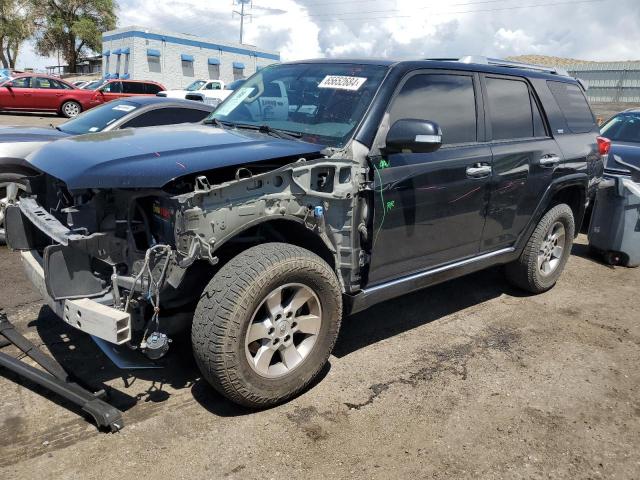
[210,217,338,276]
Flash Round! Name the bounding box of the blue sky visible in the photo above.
[17,0,640,70]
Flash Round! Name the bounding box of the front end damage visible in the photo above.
[6,154,368,359]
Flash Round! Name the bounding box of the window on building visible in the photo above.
[389,74,477,145]
[486,77,546,140]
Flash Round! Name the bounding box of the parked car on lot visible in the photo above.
[82,79,105,90]
[88,79,165,108]
[599,109,640,174]
[0,97,214,243]
[73,81,89,88]
[0,74,98,118]
[157,79,226,99]
[5,57,604,415]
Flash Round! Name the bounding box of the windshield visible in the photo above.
[58,100,141,134]
[208,63,388,148]
[601,113,640,143]
[186,80,206,91]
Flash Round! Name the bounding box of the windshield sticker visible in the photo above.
[215,87,256,116]
[318,75,367,91]
[88,127,99,132]
[112,104,136,112]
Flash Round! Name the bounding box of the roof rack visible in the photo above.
[428,56,570,77]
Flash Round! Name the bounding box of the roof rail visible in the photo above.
[430,56,570,77]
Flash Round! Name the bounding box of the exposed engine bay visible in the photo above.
[6,151,372,359]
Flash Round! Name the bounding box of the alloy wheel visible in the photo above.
[244,283,322,378]
[538,221,566,276]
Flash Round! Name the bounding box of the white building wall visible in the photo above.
[101,26,279,90]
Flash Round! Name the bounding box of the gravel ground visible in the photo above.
[0,113,639,479]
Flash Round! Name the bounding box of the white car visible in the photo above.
[157,79,224,98]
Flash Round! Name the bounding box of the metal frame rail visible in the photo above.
[0,310,124,432]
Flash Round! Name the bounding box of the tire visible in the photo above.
[192,242,342,408]
[60,100,81,118]
[505,203,575,294]
[0,174,27,245]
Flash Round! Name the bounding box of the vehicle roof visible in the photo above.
[103,79,164,85]
[282,58,579,83]
[112,96,215,109]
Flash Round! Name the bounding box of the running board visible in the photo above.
[348,248,516,314]
[0,311,124,432]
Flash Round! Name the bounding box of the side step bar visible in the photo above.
[0,311,124,432]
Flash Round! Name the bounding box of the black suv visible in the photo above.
[6,57,604,412]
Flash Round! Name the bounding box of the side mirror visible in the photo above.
[384,119,442,154]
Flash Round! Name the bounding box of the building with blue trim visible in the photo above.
[102,26,280,89]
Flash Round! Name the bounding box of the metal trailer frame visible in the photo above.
[0,310,124,432]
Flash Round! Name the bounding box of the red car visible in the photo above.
[87,79,166,110]
[0,74,98,118]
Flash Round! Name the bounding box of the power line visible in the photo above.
[259,0,606,22]
[299,0,518,9]
[233,0,252,44]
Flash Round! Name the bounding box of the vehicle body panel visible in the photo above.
[27,124,325,189]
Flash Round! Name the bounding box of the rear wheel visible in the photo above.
[505,203,575,293]
[192,242,342,408]
[0,174,27,245]
[60,100,81,118]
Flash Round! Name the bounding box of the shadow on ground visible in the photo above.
[2,262,543,426]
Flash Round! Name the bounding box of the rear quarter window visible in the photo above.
[547,81,596,134]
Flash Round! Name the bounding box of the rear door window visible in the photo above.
[389,73,477,145]
[122,82,146,94]
[547,81,596,133]
[485,77,546,140]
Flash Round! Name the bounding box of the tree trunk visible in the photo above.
[65,33,77,73]
[8,40,18,69]
[0,37,8,69]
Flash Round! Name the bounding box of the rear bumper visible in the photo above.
[21,250,131,345]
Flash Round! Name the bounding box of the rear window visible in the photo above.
[122,81,146,94]
[547,81,596,133]
[145,83,162,94]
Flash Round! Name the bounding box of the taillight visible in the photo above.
[597,136,611,155]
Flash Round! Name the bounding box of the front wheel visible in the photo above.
[505,203,575,293]
[60,100,81,118]
[192,243,342,408]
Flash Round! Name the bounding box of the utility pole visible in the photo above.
[233,0,252,45]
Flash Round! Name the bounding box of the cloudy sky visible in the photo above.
[16,0,640,70]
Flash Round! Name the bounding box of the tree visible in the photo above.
[0,0,36,68]
[32,0,116,73]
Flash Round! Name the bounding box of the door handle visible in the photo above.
[466,164,492,178]
[539,155,561,167]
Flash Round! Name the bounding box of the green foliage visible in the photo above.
[0,0,35,68]
[32,0,116,72]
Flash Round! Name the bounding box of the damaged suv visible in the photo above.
[5,58,604,408]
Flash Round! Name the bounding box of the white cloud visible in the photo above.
[13,0,640,70]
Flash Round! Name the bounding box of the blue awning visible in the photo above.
[112,48,122,55]
[121,73,130,79]
[121,47,130,55]
[103,50,110,56]
[233,62,245,69]
[208,57,220,65]
[181,54,194,62]
[147,48,161,57]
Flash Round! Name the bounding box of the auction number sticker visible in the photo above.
[215,87,256,116]
[318,75,367,91]
[112,104,136,112]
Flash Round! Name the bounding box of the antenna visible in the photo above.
[233,0,252,45]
